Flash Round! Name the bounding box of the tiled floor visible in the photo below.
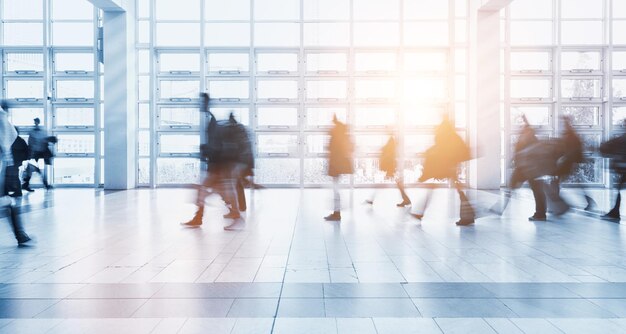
[0,187,624,333]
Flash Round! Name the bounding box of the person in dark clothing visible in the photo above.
[324,115,354,221]
[365,134,411,207]
[5,127,29,197]
[409,118,474,226]
[22,117,54,191]
[599,133,626,223]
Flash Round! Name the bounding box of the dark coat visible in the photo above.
[379,137,397,178]
[420,120,469,182]
[327,121,353,177]
[11,136,29,166]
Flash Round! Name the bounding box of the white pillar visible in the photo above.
[101,3,136,189]
[469,2,504,190]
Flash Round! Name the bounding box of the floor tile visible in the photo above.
[276,298,325,317]
[323,283,408,298]
[273,318,336,334]
[373,318,443,334]
[412,298,516,318]
[435,318,497,334]
[68,283,163,299]
[501,298,618,318]
[402,283,495,298]
[132,299,234,318]
[325,298,421,317]
[0,299,59,318]
[227,299,278,317]
[35,299,147,318]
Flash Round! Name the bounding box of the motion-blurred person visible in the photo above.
[22,117,55,191]
[5,127,29,198]
[365,134,411,207]
[324,115,354,221]
[0,101,31,245]
[599,132,626,223]
[550,116,595,211]
[409,118,474,226]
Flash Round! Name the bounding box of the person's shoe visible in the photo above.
[324,211,341,221]
[8,192,22,198]
[224,219,245,231]
[181,217,202,227]
[17,237,32,246]
[456,219,474,226]
[365,200,374,205]
[602,213,621,223]
[584,196,598,212]
[223,211,241,219]
[409,213,424,220]
[21,184,34,192]
[396,200,411,207]
[528,215,547,222]
[44,185,53,191]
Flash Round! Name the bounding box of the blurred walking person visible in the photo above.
[409,118,474,226]
[0,101,31,245]
[324,115,354,221]
[5,127,29,197]
[599,132,626,223]
[365,134,411,207]
[22,117,55,191]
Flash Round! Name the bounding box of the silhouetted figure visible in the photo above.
[22,117,55,191]
[324,115,354,221]
[183,94,251,229]
[0,101,31,245]
[5,127,29,197]
[409,118,474,226]
[599,133,626,223]
[366,134,411,207]
[550,116,595,211]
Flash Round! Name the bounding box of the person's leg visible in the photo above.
[410,183,433,219]
[528,178,547,220]
[7,205,30,244]
[182,171,214,226]
[325,176,342,221]
[546,176,569,216]
[396,176,411,207]
[222,164,241,219]
[43,160,51,189]
[6,165,21,196]
[236,178,246,212]
[455,182,475,225]
[606,174,624,219]
[21,162,33,191]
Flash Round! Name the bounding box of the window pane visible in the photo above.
[138,76,150,100]
[55,108,94,127]
[257,134,299,155]
[509,0,552,19]
[8,108,44,127]
[613,51,626,71]
[404,52,447,73]
[561,106,600,126]
[613,21,626,45]
[616,0,626,18]
[138,158,150,184]
[6,80,44,99]
[138,21,150,44]
[403,78,447,101]
[354,158,395,184]
[354,23,399,47]
[304,159,334,184]
[138,130,150,156]
[510,52,551,72]
[404,106,444,127]
[160,135,199,154]
[155,0,200,20]
[562,21,603,45]
[304,0,350,20]
[6,53,44,72]
[510,79,551,99]
[306,81,348,100]
[404,22,449,46]
[156,23,200,46]
[159,108,200,128]
[139,104,150,128]
[3,23,44,45]
[564,158,602,183]
[205,23,250,47]
[255,23,300,47]
[355,53,397,73]
[354,107,396,128]
[257,107,298,127]
[159,54,200,73]
[404,0,447,19]
[304,23,351,47]
[612,107,626,126]
[355,135,388,155]
[305,135,329,155]
[257,53,298,73]
[305,107,347,127]
[211,107,250,126]
[561,0,603,19]
[52,0,93,19]
[255,158,299,184]
[3,0,43,19]
[257,81,298,100]
[53,23,93,46]
[306,53,348,73]
[561,51,601,72]
[354,0,399,20]
[207,80,250,100]
[355,80,396,100]
[207,53,249,73]
[55,53,94,73]
[612,79,626,99]
[254,0,299,20]
[205,0,249,20]
[561,79,602,99]
[404,134,435,153]
[53,158,94,184]
[57,134,95,154]
[157,158,201,184]
[510,106,551,126]
[159,81,200,100]
[56,80,95,99]
[510,21,552,46]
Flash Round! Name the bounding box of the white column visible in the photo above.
[100,2,136,189]
[469,2,505,190]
